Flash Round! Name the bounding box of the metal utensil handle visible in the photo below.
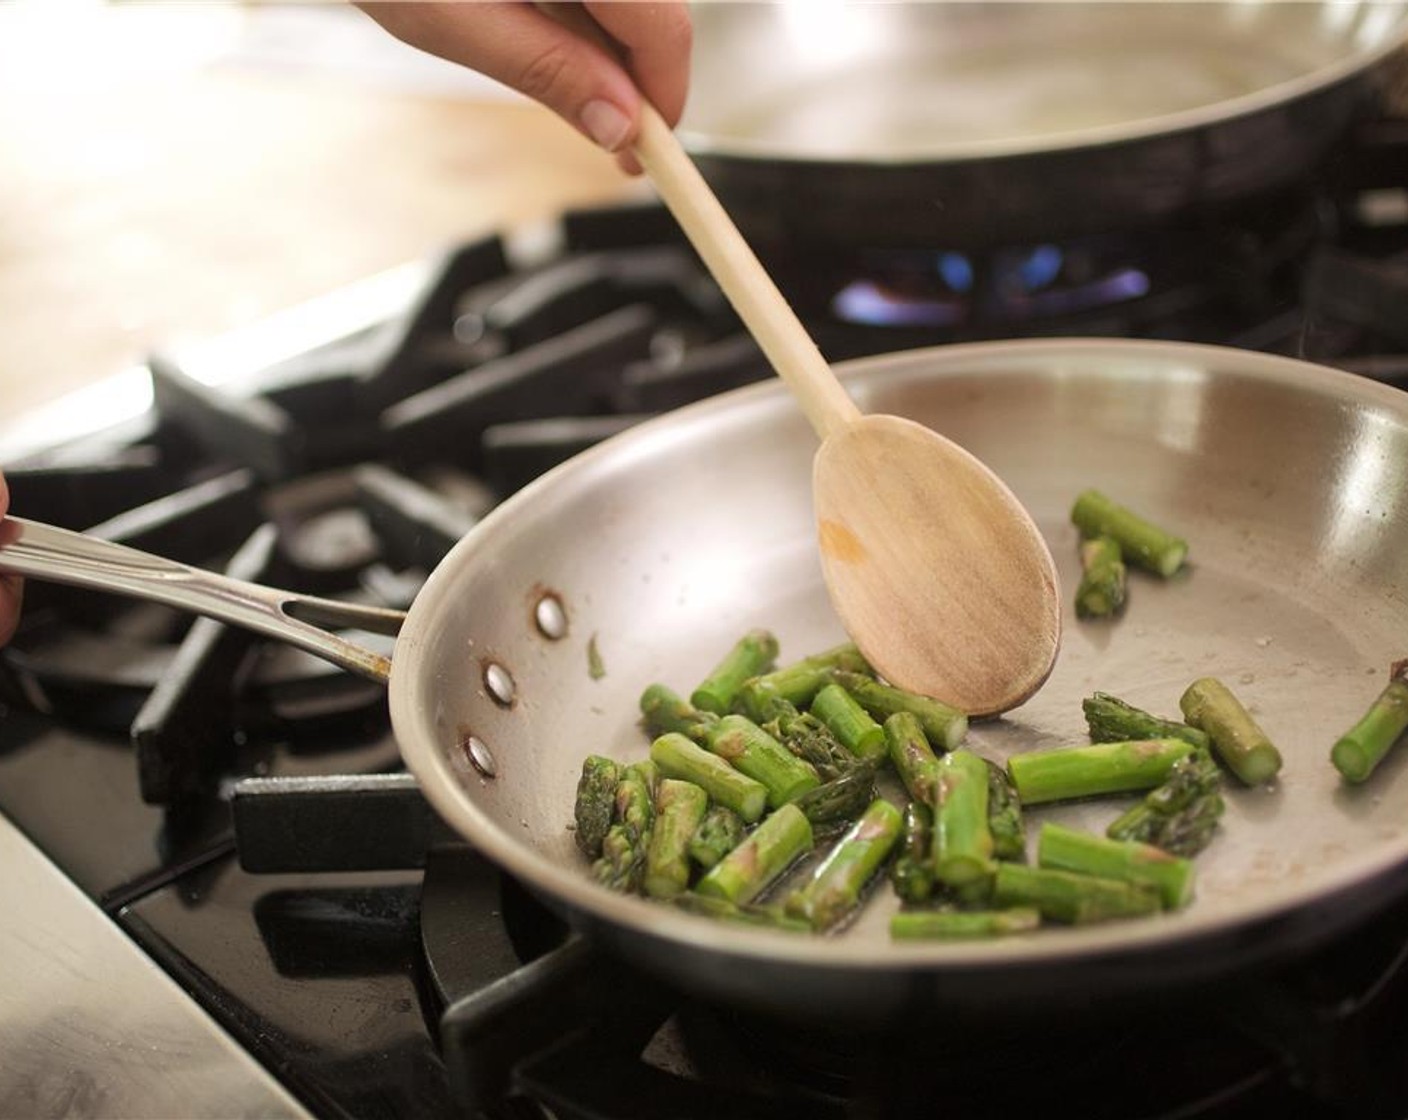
[0,517,403,684]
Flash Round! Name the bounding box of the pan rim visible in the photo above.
[676,3,1408,167]
[392,336,1408,975]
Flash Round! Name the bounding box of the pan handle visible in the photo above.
[0,517,402,685]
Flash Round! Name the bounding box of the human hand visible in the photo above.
[0,471,20,648]
[356,2,692,174]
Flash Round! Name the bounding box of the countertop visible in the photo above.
[0,3,639,423]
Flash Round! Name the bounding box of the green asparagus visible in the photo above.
[1007,738,1195,805]
[984,758,1026,861]
[643,779,710,899]
[992,862,1162,924]
[890,907,1042,940]
[758,705,857,781]
[649,732,768,823]
[1082,692,1210,751]
[890,801,935,905]
[573,755,621,858]
[1075,536,1127,619]
[735,642,873,715]
[626,759,660,803]
[694,803,814,905]
[671,892,811,933]
[1037,821,1195,910]
[640,683,719,741]
[791,760,881,833]
[703,714,821,807]
[591,767,655,892]
[932,749,995,888]
[1180,677,1282,786]
[786,798,903,931]
[830,670,969,751]
[1070,489,1188,577]
[688,803,747,871]
[1331,659,1408,784]
[1106,748,1224,857]
[810,682,888,763]
[691,629,780,715]
[884,711,941,804]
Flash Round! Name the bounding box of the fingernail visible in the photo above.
[580,99,632,152]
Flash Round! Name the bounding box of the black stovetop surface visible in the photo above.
[4,112,1408,1119]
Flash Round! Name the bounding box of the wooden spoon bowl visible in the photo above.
[814,413,1059,715]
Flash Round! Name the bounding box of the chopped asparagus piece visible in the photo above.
[688,804,747,871]
[640,683,718,742]
[831,670,968,751]
[694,803,814,905]
[1082,692,1210,751]
[626,759,660,803]
[573,755,621,858]
[703,714,821,807]
[1007,738,1195,805]
[691,629,779,715]
[890,907,1042,940]
[992,862,1162,924]
[810,682,887,763]
[1075,535,1127,619]
[1180,677,1282,786]
[735,642,873,715]
[786,798,903,931]
[932,749,995,888]
[984,757,1026,861]
[671,892,811,933]
[791,760,880,833]
[650,732,768,823]
[643,779,710,899]
[884,711,941,805]
[890,801,935,905]
[1071,489,1188,577]
[1106,749,1224,857]
[1331,659,1408,784]
[591,768,655,892]
[757,704,856,782]
[1037,821,1195,910]
[746,671,885,781]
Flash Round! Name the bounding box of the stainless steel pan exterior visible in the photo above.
[391,339,1408,1022]
[676,2,1408,246]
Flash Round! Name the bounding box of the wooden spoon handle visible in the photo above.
[534,2,858,437]
[631,105,861,439]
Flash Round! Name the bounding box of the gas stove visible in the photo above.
[4,103,1408,1120]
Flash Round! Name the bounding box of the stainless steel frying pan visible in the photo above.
[5,339,1408,1024]
[679,2,1408,246]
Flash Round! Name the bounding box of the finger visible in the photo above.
[585,1,692,127]
[357,2,642,154]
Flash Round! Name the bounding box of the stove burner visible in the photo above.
[832,243,1154,329]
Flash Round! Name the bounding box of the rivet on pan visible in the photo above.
[462,735,497,779]
[483,662,515,707]
[535,592,568,640]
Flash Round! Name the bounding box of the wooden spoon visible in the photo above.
[550,7,1061,714]
[634,107,1060,716]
